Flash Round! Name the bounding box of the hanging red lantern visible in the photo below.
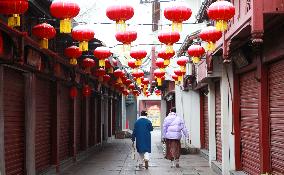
[187,45,205,64]
[177,56,188,72]
[132,69,144,85]
[115,31,137,51]
[128,58,137,69]
[130,50,147,67]
[72,25,94,51]
[156,58,166,71]
[172,74,179,84]
[93,47,112,67]
[97,68,106,81]
[174,69,185,82]
[158,32,180,53]
[158,49,175,66]
[132,89,140,96]
[106,5,134,32]
[154,69,165,86]
[164,5,192,32]
[122,89,129,96]
[64,46,82,65]
[124,79,132,87]
[82,58,95,74]
[103,74,111,83]
[199,26,222,51]
[207,1,235,32]
[155,89,161,96]
[142,78,149,92]
[114,69,124,84]
[129,83,135,91]
[0,0,29,28]
[50,0,80,33]
[105,59,114,74]
[32,23,56,49]
[83,84,91,97]
[70,86,78,98]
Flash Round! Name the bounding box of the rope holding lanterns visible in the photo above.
[158,32,180,54]
[164,5,192,32]
[32,23,56,49]
[187,45,205,64]
[199,26,222,51]
[207,0,235,32]
[0,0,29,28]
[50,0,80,33]
[106,4,134,32]
[72,25,95,52]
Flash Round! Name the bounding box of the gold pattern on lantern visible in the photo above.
[8,14,20,28]
[216,20,228,32]
[192,57,200,64]
[70,58,78,65]
[79,41,89,51]
[40,38,49,49]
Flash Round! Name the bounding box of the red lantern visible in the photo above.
[70,86,78,98]
[174,69,185,82]
[164,5,192,32]
[64,46,82,65]
[130,50,147,67]
[97,68,106,82]
[133,89,139,96]
[128,58,137,69]
[158,32,180,53]
[0,0,29,27]
[114,69,124,84]
[154,69,165,86]
[83,84,91,97]
[50,0,80,33]
[32,23,56,49]
[93,47,112,67]
[172,74,179,84]
[156,58,166,71]
[82,58,95,74]
[199,26,222,51]
[129,83,135,91]
[187,45,205,64]
[132,69,144,85]
[106,5,134,31]
[158,50,175,66]
[115,31,137,51]
[207,1,235,32]
[122,89,129,96]
[155,89,161,96]
[103,74,111,83]
[72,25,94,51]
[177,56,188,72]
[125,79,132,86]
[142,78,149,90]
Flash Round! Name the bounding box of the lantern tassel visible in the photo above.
[99,60,105,67]
[60,18,72,33]
[175,81,179,85]
[192,57,200,64]
[8,14,20,28]
[206,42,216,52]
[157,78,162,86]
[164,59,170,66]
[135,60,142,66]
[40,38,49,49]
[117,77,122,84]
[180,66,186,73]
[172,22,182,32]
[79,41,89,51]
[136,78,141,85]
[116,20,127,32]
[166,44,174,54]
[70,58,78,65]
[216,20,228,32]
[108,67,114,74]
[178,76,182,82]
[123,44,131,52]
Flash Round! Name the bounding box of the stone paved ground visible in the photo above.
[61,129,217,175]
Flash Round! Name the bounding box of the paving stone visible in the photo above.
[61,129,217,175]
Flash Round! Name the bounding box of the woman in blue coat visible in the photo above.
[132,110,153,169]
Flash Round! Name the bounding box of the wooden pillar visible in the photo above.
[200,92,205,149]
[0,66,5,175]
[71,96,77,159]
[85,96,90,148]
[25,73,36,175]
[253,33,270,173]
[51,82,60,172]
[233,70,241,171]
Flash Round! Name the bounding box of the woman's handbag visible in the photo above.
[162,141,166,156]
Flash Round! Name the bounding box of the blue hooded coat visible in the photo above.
[132,116,153,153]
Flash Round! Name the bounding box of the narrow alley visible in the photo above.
[61,129,217,175]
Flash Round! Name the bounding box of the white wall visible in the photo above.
[160,99,167,140]
[175,85,200,148]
